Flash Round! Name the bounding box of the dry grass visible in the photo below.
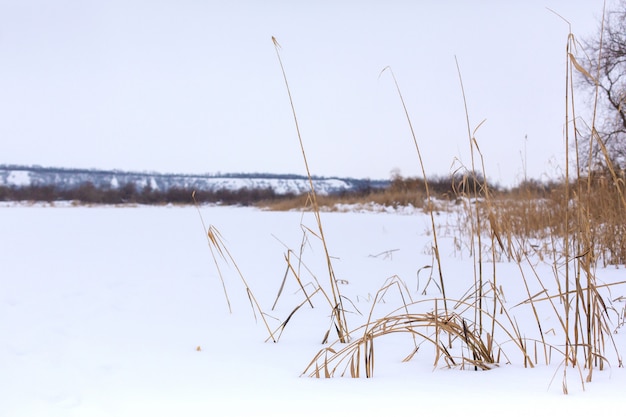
[300,24,624,387]
[302,280,537,378]
[258,186,430,212]
[197,31,625,393]
[273,37,350,343]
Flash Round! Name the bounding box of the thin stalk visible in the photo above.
[272,37,349,342]
[455,56,485,337]
[380,66,448,315]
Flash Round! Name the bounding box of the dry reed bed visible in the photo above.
[198,30,625,394]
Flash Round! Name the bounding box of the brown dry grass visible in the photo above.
[257,175,466,212]
[198,30,626,393]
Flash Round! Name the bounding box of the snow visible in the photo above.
[6,170,31,187]
[183,176,351,195]
[1,205,624,416]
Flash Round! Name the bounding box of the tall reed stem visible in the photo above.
[272,37,349,342]
[381,66,448,315]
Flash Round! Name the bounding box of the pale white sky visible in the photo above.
[0,0,609,185]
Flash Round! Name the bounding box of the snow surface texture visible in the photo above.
[1,205,624,417]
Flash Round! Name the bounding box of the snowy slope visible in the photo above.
[0,165,384,195]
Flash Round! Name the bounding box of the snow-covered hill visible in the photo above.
[0,165,386,195]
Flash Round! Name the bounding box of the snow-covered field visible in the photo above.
[1,204,624,417]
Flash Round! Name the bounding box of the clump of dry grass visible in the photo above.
[257,180,435,212]
[454,174,626,266]
[302,311,497,378]
[302,281,538,378]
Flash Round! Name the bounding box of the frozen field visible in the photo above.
[1,204,624,416]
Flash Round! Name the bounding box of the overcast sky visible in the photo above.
[0,1,610,185]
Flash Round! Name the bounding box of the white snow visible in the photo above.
[0,205,624,417]
[6,170,31,186]
[191,177,351,195]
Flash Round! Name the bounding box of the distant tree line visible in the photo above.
[0,182,293,205]
[4,174,617,206]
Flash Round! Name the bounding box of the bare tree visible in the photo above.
[579,2,626,171]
